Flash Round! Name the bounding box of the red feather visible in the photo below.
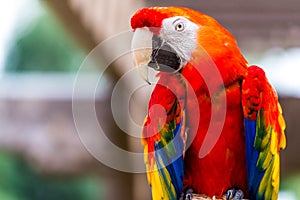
[132,7,285,199]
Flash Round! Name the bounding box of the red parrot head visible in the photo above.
[131,7,247,84]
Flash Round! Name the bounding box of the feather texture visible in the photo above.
[242,66,286,200]
[131,7,286,199]
[142,73,187,200]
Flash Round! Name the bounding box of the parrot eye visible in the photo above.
[175,22,184,32]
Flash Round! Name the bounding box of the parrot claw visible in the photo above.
[226,188,244,200]
[180,188,193,200]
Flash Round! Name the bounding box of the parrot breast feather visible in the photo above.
[142,74,186,200]
[242,66,286,200]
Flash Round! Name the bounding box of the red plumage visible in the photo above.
[132,7,249,197]
[180,63,248,197]
[131,7,286,199]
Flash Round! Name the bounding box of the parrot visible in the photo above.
[130,7,286,200]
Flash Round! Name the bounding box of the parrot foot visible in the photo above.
[226,188,244,200]
[180,188,193,200]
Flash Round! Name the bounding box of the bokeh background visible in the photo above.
[0,0,299,199]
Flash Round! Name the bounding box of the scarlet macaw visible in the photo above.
[130,7,286,200]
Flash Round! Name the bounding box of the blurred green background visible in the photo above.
[0,152,100,200]
[1,1,102,200]
[5,10,85,72]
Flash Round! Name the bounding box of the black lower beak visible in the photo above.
[148,36,181,72]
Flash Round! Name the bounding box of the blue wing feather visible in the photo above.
[244,118,264,199]
[143,74,187,200]
[154,123,184,199]
[243,66,286,200]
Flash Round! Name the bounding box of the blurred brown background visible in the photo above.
[0,0,299,200]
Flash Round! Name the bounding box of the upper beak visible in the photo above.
[131,27,182,84]
[131,28,153,85]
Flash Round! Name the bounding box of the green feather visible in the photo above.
[159,120,177,157]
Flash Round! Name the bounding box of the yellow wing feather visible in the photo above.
[242,65,286,200]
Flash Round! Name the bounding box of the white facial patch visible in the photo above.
[160,16,199,66]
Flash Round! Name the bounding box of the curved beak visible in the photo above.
[131,28,153,85]
[131,27,182,84]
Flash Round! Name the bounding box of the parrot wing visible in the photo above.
[142,76,186,200]
[242,66,286,200]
